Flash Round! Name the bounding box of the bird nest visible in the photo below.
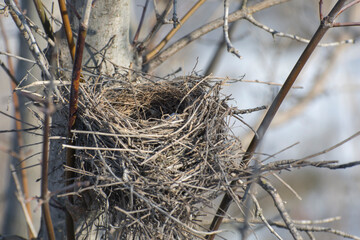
[66,74,245,239]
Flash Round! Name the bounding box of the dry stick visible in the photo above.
[142,0,173,47]
[0,59,18,84]
[41,100,55,240]
[205,2,240,75]
[0,17,34,239]
[4,0,51,79]
[268,221,360,240]
[4,0,55,239]
[133,0,150,44]
[251,193,283,240]
[0,50,37,64]
[223,0,241,58]
[9,164,37,237]
[65,1,92,239]
[207,1,349,239]
[33,0,54,40]
[144,0,208,63]
[245,14,355,47]
[58,0,76,61]
[258,178,303,240]
[145,0,288,71]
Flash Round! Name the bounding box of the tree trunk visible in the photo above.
[47,0,134,239]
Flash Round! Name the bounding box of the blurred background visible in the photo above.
[1,0,360,239]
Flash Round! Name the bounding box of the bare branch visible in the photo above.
[5,0,51,80]
[145,0,208,62]
[245,14,355,47]
[223,0,241,58]
[145,0,288,71]
[258,178,303,240]
[9,164,37,238]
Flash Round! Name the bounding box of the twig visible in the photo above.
[25,15,55,46]
[0,110,38,128]
[0,50,37,64]
[5,0,51,80]
[245,14,355,47]
[251,194,283,240]
[335,0,360,18]
[9,164,37,238]
[172,0,179,28]
[58,0,76,62]
[0,23,33,229]
[223,0,241,58]
[269,220,360,240]
[272,173,302,200]
[40,86,55,240]
[63,144,151,152]
[141,0,173,47]
[65,1,92,238]
[297,131,360,162]
[205,1,242,75]
[242,0,349,166]
[293,216,341,225]
[144,0,208,63]
[0,59,18,85]
[33,0,54,40]
[133,0,149,45]
[4,0,56,238]
[258,178,303,240]
[145,0,288,71]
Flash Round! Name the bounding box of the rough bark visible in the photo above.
[47,0,135,239]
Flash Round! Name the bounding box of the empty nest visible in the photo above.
[69,75,245,239]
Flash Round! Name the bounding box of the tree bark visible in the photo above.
[47,0,135,239]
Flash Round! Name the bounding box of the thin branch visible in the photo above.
[258,178,303,240]
[333,21,360,27]
[25,15,55,46]
[0,50,37,64]
[1,6,34,239]
[251,194,283,240]
[58,0,76,62]
[272,173,302,200]
[319,0,323,20]
[0,110,38,128]
[172,0,179,28]
[145,0,288,71]
[335,0,360,18]
[269,220,360,240]
[5,0,51,80]
[141,0,173,47]
[245,14,355,47]
[9,164,37,238]
[208,0,352,236]
[298,131,360,162]
[40,86,56,240]
[223,0,241,58]
[0,59,18,85]
[33,0,54,40]
[65,1,92,239]
[133,0,150,44]
[242,0,348,166]
[144,0,208,63]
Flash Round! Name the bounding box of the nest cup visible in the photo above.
[71,75,243,238]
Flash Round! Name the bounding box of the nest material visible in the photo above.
[71,76,244,239]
